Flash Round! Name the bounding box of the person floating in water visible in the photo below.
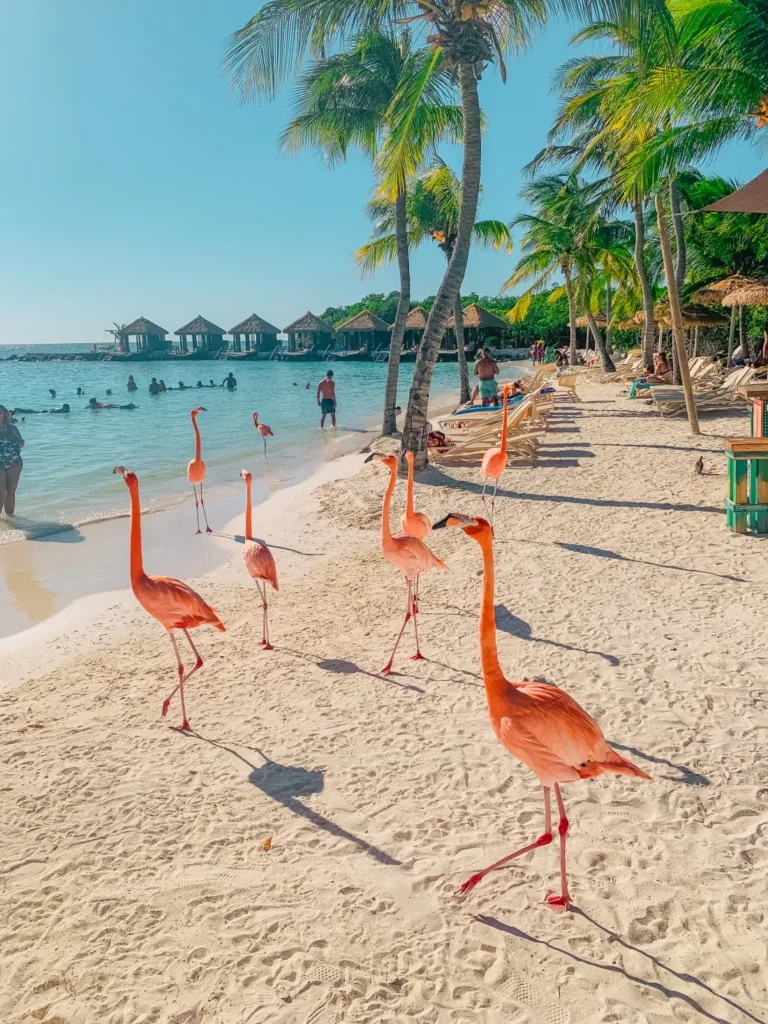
[177,381,187,390]
[317,369,337,428]
[222,372,237,390]
[127,375,137,392]
[196,380,204,388]
[89,398,137,410]
[208,379,216,388]
[106,389,112,396]
[76,387,84,396]
[14,404,70,414]
[304,382,311,389]
[49,389,56,399]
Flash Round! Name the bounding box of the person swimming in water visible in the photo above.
[159,380,167,392]
[14,404,70,414]
[49,389,56,399]
[222,372,237,390]
[127,375,137,392]
[106,389,112,396]
[149,378,161,395]
[208,380,216,387]
[177,381,187,390]
[196,380,204,388]
[76,387,84,396]
[88,398,137,410]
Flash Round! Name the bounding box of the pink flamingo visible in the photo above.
[188,407,212,534]
[113,466,226,731]
[400,449,432,619]
[433,513,651,910]
[365,453,447,674]
[253,412,274,455]
[480,383,516,528]
[240,469,279,649]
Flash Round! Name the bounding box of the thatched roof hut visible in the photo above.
[722,276,768,307]
[403,306,429,330]
[229,313,281,353]
[693,274,758,305]
[705,170,768,214]
[334,310,391,357]
[175,315,227,353]
[284,311,335,354]
[443,303,507,354]
[118,316,170,354]
[569,312,608,329]
[620,303,728,329]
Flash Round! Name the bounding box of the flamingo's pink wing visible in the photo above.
[138,575,225,631]
[243,539,279,590]
[388,534,446,578]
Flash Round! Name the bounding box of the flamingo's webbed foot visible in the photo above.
[455,872,483,902]
[545,892,571,913]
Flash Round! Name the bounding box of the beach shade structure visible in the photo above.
[444,303,508,355]
[283,312,335,355]
[229,313,281,354]
[568,312,608,329]
[722,276,768,308]
[704,169,768,214]
[175,315,228,354]
[694,275,759,366]
[333,310,391,358]
[117,317,170,355]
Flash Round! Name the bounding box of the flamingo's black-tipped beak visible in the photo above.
[432,514,454,529]
[113,465,126,476]
[364,453,375,463]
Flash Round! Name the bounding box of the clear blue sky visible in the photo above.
[1,1,763,345]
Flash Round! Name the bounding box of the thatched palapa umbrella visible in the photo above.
[722,277,768,364]
[694,274,758,366]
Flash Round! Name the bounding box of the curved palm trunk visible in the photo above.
[655,193,699,434]
[454,293,470,404]
[585,309,615,372]
[632,200,656,367]
[382,189,410,436]
[726,305,737,367]
[564,266,578,364]
[669,178,686,293]
[402,64,482,472]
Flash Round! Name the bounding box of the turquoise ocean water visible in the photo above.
[0,346,524,545]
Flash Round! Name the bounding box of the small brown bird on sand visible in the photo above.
[694,456,704,475]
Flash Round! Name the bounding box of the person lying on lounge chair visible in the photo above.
[628,354,671,398]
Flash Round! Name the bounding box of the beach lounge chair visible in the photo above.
[431,393,547,464]
[556,373,580,401]
[650,367,755,416]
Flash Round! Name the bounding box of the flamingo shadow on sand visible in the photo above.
[494,605,620,667]
[286,649,425,694]
[476,913,763,1024]
[609,742,709,786]
[553,541,746,583]
[188,734,401,867]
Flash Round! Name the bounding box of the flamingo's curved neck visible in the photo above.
[499,386,509,457]
[381,462,396,546]
[244,478,253,541]
[127,479,145,584]
[476,530,505,692]
[192,415,202,462]
[405,458,415,517]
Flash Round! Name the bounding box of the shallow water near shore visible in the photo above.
[0,352,525,637]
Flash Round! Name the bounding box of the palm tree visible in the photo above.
[355,163,511,403]
[225,0,672,469]
[280,32,461,436]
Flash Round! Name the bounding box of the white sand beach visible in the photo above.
[2,383,767,1024]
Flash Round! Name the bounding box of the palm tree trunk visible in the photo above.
[632,200,656,367]
[726,304,737,367]
[605,281,613,355]
[669,178,686,293]
[564,266,578,364]
[382,188,410,436]
[655,193,699,434]
[402,64,482,471]
[739,305,748,361]
[585,309,616,372]
[454,293,470,404]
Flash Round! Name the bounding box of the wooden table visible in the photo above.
[724,436,768,533]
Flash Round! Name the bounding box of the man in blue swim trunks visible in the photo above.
[474,348,500,406]
[317,369,337,428]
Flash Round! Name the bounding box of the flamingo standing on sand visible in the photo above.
[188,407,212,534]
[432,512,651,910]
[401,449,432,618]
[113,466,226,731]
[240,469,279,650]
[253,412,274,455]
[365,453,446,674]
[480,383,515,528]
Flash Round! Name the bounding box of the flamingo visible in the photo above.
[240,469,279,650]
[365,453,447,674]
[188,407,212,534]
[480,383,516,528]
[400,449,432,619]
[432,512,651,910]
[253,412,274,455]
[113,466,226,731]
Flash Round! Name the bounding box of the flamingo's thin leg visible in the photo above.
[410,575,424,661]
[480,478,489,520]
[546,784,571,912]
[456,787,553,901]
[489,477,500,529]
[259,581,274,650]
[263,436,267,456]
[192,486,201,534]
[162,629,203,730]
[381,580,412,675]
[200,483,213,533]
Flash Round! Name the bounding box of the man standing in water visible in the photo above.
[317,369,337,428]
